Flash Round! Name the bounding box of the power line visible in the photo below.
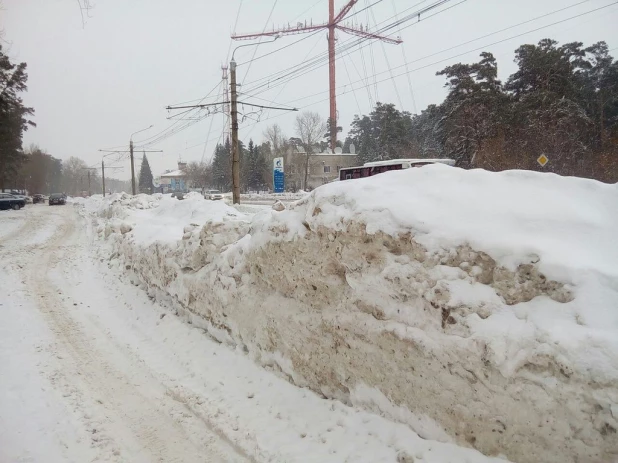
[201,80,223,163]
[236,0,616,134]
[239,0,460,99]
[391,0,418,113]
[241,0,279,84]
[226,0,245,63]
[371,4,403,109]
[283,0,615,107]
[134,80,224,149]
[341,50,363,115]
[237,30,323,66]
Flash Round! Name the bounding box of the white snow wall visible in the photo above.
[92,170,618,463]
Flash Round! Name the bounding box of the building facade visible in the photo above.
[158,162,187,193]
[283,147,358,191]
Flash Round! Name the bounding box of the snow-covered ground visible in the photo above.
[79,166,618,463]
[0,204,508,461]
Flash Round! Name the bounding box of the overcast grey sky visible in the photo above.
[2,0,617,179]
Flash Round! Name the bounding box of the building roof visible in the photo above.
[363,158,455,167]
[160,169,186,178]
[312,152,357,156]
[289,145,357,156]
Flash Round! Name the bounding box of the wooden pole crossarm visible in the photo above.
[335,25,402,44]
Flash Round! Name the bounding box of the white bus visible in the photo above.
[338,158,455,181]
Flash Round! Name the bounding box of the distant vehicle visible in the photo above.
[0,193,26,210]
[33,194,46,204]
[205,190,223,200]
[171,191,185,200]
[49,193,66,205]
[9,193,29,203]
[338,158,456,181]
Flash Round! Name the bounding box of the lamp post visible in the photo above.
[129,125,154,195]
[229,36,279,204]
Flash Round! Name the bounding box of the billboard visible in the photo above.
[273,157,284,193]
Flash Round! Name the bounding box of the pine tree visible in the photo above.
[138,154,153,194]
[212,140,231,191]
[437,52,507,168]
[0,44,35,190]
[245,140,267,191]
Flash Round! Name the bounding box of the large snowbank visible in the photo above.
[240,191,309,202]
[84,166,618,463]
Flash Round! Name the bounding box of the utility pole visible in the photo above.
[102,159,106,197]
[100,151,138,196]
[88,170,91,196]
[328,0,336,149]
[165,41,295,205]
[230,58,241,204]
[222,65,231,143]
[126,125,154,196]
[232,0,402,152]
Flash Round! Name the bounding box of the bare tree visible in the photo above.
[263,123,286,157]
[75,0,94,28]
[295,111,326,190]
[184,161,212,190]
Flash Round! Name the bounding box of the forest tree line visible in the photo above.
[343,38,618,183]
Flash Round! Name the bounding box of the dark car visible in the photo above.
[0,193,26,210]
[49,193,66,205]
[33,194,45,204]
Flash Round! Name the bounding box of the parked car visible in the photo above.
[205,190,224,200]
[33,194,45,204]
[49,193,66,205]
[0,193,26,210]
[9,193,28,203]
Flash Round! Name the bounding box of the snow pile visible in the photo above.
[240,191,309,202]
[84,166,618,463]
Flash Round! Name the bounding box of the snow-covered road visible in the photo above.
[1,205,505,463]
[1,206,248,462]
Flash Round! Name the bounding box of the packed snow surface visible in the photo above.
[1,204,509,463]
[84,165,618,463]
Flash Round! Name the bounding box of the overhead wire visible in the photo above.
[240,32,324,143]
[281,0,617,108]
[201,79,223,163]
[291,0,323,22]
[226,0,245,62]
[370,3,403,109]
[366,2,379,103]
[238,1,440,92]
[341,50,363,115]
[240,0,279,85]
[391,0,418,113]
[238,0,459,99]
[134,79,223,148]
[353,2,374,108]
[236,30,323,66]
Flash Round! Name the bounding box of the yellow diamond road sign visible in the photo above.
[537,154,549,167]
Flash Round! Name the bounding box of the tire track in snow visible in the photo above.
[13,206,250,463]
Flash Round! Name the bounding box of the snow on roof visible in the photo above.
[160,169,186,178]
[363,158,455,166]
[312,152,358,156]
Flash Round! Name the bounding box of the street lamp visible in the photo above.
[231,34,280,62]
[129,124,154,195]
[229,35,280,205]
